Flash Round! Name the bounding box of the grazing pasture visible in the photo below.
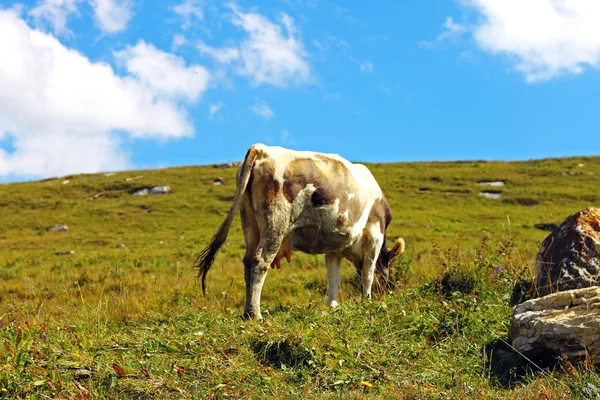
[1,156,599,398]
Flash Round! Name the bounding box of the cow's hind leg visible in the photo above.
[326,253,342,307]
[361,227,384,301]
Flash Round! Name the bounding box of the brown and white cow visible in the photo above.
[196,144,404,319]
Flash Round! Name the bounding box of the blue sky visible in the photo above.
[1,0,600,182]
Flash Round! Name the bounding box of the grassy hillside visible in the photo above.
[1,156,599,398]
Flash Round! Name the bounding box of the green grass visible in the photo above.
[0,156,599,398]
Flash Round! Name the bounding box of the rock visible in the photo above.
[62,179,70,185]
[213,162,236,168]
[48,225,68,232]
[104,172,115,177]
[56,250,75,256]
[477,180,505,187]
[214,177,224,186]
[418,187,432,193]
[534,223,559,232]
[479,190,501,199]
[132,186,170,196]
[535,207,600,297]
[509,286,600,364]
[85,193,103,201]
[178,236,184,241]
[126,175,143,182]
[150,185,170,195]
[116,243,126,249]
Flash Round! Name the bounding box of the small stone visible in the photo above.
[104,172,115,177]
[85,193,103,201]
[74,369,93,379]
[126,175,143,182]
[477,180,505,187]
[178,236,184,241]
[48,225,68,232]
[479,190,501,199]
[214,177,224,186]
[116,244,126,249]
[62,179,70,185]
[149,186,170,195]
[56,250,75,256]
[133,186,170,196]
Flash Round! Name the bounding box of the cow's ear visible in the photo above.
[388,238,405,260]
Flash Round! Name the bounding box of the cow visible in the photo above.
[196,144,405,319]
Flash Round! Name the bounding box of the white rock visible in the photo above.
[479,191,501,199]
[48,225,68,232]
[509,286,600,363]
[477,180,505,187]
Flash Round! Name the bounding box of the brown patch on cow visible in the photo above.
[264,179,280,205]
[368,195,392,234]
[283,181,303,203]
[337,214,347,227]
[251,158,282,208]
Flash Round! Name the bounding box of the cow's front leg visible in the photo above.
[326,253,342,307]
[361,227,384,301]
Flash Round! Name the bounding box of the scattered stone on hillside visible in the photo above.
[126,175,144,182]
[62,179,70,185]
[477,180,505,187]
[479,190,501,199]
[418,187,432,193]
[509,286,600,364]
[214,177,224,186]
[132,186,170,196]
[578,163,585,167]
[178,236,184,241]
[535,207,600,297]
[116,244,126,249]
[534,223,559,232]
[104,172,115,177]
[85,193,103,201]
[56,250,75,256]
[48,225,68,232]
[74,369,93,379]
[213,162,237,168]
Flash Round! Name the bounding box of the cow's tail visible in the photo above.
[195,146,258,295]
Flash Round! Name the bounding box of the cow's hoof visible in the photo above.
[243,311,262,320]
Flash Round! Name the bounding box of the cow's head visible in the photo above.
[375,237,405,290]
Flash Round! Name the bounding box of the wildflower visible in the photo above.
[491,265,504,278]
[360,381,373,388]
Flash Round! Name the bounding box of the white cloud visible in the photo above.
[197,41,240,64]
[359,60,373,73]
[228,5,311,87]
[437,17,467,41]
[171,0,203,30]
[208,102,223,119]
[323,92,342,102]
[0,10,206,179]
[172,34,187,51]
[280,129,295,145]
[250,98,275,120]
[463,0,600,82]
[29,0,81,35]
[114,41,209,102]
[90,0,132,34]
